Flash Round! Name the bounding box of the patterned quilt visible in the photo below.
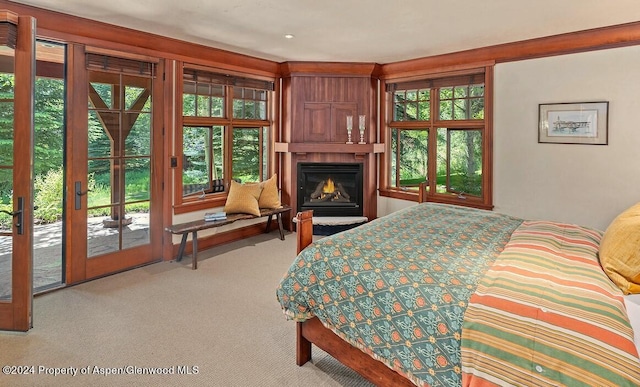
[461,221,640,386]
[277,203,523,386]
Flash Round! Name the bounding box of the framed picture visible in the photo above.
[538,102,608,145]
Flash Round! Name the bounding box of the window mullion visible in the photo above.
[428,88,438,196]
[224,86,233,184]
[226,85,233,120]
[258,127,264,181]
[465,92,471,120]
[207,127,213,185]
[446,129,452,193]
[224,125,232,185]
[395,129,400,188]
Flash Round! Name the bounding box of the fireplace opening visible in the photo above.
[297,162,363,217]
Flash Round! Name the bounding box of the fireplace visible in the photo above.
[297,162,363,216]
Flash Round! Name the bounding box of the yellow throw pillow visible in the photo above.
[258,174,281,209]
[223,180,262,216]
[599,202,640,294]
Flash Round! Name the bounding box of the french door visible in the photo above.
[0,13,36,331]
[65,47,164,283]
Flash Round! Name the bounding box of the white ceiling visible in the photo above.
[9,0,640,63]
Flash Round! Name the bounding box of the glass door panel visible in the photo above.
[86,72,151,258]
[0,62,15,300]
[65,49,161,284]
[33,40,65,293]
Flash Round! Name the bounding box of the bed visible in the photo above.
[276,202,640,386]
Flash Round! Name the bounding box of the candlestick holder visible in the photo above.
[346,115,353,144]
[358,115,366,144]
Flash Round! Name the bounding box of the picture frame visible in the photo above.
[538,101,608,145]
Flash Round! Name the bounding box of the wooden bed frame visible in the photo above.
[294,210,416,386]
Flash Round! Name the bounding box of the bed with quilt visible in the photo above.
[276,202,640,386]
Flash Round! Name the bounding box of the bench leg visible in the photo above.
[265,213,285,240]
[176,233,188,262]
[191,231,198,270]
[265,214,273,232]
[277,213,285,240]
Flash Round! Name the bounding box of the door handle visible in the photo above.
[0,197,25,234]
[0,198,36,235]
[75,181,91,210]
[0,209,20,217]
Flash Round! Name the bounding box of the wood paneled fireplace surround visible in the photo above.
[276,63,384,225]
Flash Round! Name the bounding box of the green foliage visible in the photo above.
[125,202,149,213]
[86,171,150,217]
[34,167,64,223]
[393,89,430,121]
[0,200,11,229]
[398,129,428,184]
[125,169,150,201]
[436,129,482,196]
[182,126,224,189]
[232,127,260,183]
[34,77,65,176]
[439,85,484,121]
[0,73,14,98]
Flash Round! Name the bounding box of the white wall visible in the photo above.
[494,45,640,231]
[379,45,640,231]
[377,195,416,217]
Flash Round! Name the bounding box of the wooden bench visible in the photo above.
[166,205,291,269]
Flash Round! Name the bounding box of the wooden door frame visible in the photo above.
[64,43,86,284]
[0,13,36,332]
[65,45,164,284]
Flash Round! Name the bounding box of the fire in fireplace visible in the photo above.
[297,162,363,216]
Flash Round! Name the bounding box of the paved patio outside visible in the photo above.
[0,213,149,299]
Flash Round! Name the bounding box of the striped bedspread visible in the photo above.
[461,221,640,386]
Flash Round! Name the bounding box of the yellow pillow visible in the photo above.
[599,202,640,294]
[258,174,281,209]
[223,180,262,216]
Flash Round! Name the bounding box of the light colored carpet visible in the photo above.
[0,232,376,387]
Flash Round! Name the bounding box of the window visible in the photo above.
[231,127,269,183]
[384,67,492,209]
[177,66,274,210]
[182,126,224,196]
[390,128,428,189]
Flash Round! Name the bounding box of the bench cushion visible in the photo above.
[224,180,262,216]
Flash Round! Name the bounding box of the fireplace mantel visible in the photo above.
[275,142,385,154]
[277,142,381,220]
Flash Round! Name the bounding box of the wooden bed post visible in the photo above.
[295,210,314,366]
[296,210,313,254]
[418,181,427,203]
[296,321,312,366]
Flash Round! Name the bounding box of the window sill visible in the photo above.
[378,188,493,210]
[173,195,227,214]
[425,195,493,211]
[378,188,419,202]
